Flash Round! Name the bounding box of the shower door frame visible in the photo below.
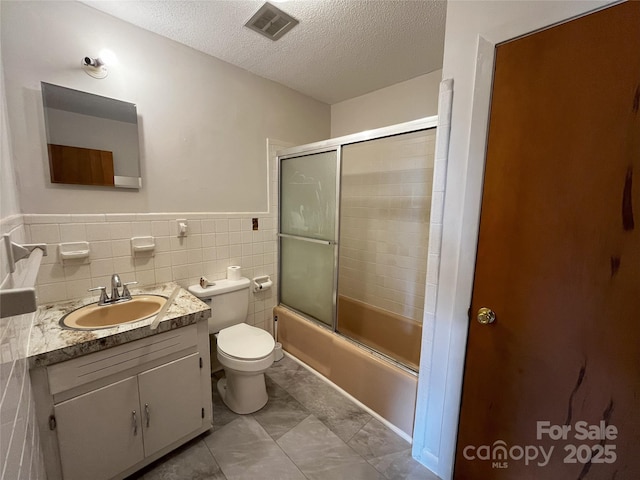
[277,116,439,350]
[277,145,342,329]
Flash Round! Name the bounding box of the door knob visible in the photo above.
[477,307,496,325]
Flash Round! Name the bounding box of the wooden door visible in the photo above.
[54,376,144,480]
[455,2,640,479]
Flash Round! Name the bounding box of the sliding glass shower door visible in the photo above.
[278,150,338,327]
[278,117,438,371]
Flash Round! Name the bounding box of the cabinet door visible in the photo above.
[138,353,203,457]
[54,376,144,480]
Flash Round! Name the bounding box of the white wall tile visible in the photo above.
[135,269,156,286]
[134,256,155,271]
[29,224,60,244]
[229,244,242,258]
[154,252,172,268]
[113,256,134,274]
[202,233,216,248]
[215,219,229,233]
[132,221,152,237]
[155,267,172,284]
[216,246,230,260]
[202,248,217,262]
[201,219,216,233]
[171,250,188,266]
[155,237,171,253]
[36,263,64,284]
[215,233,229,246]
[59,223,86,242]
[229,218,241,232]
[187,249,203,264]
[86,223,111,241]
[170,236,188,251]
[66,278,92,299]
[186,235,202,249]
[90,258,115,278]
[36,282,67,304]
[90,241,112,259]
[188,220,202,234]
[109,222,133,240]
[111,239,130,257]
[63,264,91,281]
[151,221,170,237]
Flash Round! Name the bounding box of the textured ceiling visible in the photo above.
[81,0,446,104]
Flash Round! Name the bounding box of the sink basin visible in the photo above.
[60,295,167,330]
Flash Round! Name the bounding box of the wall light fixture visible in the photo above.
[81,56,107,79]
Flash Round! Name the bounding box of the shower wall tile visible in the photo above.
[339,130,436,323]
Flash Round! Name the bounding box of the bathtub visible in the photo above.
[337,295,422,371]
[274,305,418,438]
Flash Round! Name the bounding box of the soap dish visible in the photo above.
[59,242,91,264]
[131,236,155,256]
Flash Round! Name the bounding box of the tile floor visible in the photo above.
[127,355,439,480]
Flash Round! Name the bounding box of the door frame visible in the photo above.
[411,2,620,479]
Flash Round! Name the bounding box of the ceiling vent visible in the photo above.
[245,2,299,41]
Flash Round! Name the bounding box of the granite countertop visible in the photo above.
[28,282,211,368]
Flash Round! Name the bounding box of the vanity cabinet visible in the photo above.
[55,376,144,480]
[31,321,213,480]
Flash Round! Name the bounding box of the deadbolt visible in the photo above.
[477,307,496,325]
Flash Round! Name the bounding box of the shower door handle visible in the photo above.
[277,233,335,245]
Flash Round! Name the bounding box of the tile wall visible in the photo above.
[27,213,278,331]
[339,129,436,322]
[0,215,46,480]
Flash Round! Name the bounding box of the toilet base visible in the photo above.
[217,371,268,414]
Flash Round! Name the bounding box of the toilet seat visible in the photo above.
[217,323,275,360]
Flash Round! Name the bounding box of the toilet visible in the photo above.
[188,277,275,414]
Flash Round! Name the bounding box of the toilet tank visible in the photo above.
[188,277,250,333]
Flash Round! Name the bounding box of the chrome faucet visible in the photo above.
[88,273,137,306]
[111,273,122,301]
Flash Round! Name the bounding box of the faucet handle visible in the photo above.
[122,281,138,299]
[88,286,109,305]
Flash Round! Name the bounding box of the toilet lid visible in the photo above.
[217,323,275,360]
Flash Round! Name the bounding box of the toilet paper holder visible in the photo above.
[252,275,273,292]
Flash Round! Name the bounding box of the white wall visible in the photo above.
[330,70,441,138]
[1,1,329,215]
[1,43,19,219]
[412,2,617,479]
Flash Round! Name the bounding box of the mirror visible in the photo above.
[41,82,141,188]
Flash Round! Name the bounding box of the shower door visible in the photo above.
[278,150,339,327]
[277,117,438,371]
[337,130,435,371]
